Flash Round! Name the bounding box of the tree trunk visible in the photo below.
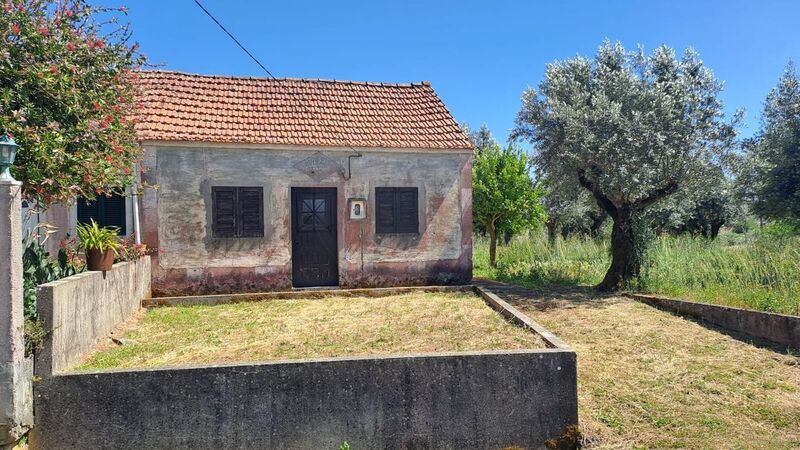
[576,168,676,293]
[588,211,607,238]
[710,220,723,240]
[487,220,498,268]
[598,207,641,292]
[545,220,558,245]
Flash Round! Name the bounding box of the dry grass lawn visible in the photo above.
[76,291,544,371]
[504,285,800,449]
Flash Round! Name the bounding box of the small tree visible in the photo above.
[473,143,545,267]
[0,0,145,206]
[748,62,800,221]
[513,41,737,290]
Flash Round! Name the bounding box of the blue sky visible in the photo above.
[119,0,800,141]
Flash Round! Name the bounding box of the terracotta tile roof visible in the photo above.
[133,70,472,150]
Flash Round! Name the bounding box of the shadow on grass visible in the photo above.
[474,277,624,312]
[477,276,800,357]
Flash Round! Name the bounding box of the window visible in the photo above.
[375,187,419,234]
[77,193,126,234]
[212,187,264,238]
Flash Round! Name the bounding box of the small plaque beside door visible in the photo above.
[349,198,366,220]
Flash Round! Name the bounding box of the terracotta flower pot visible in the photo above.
[86,248,115,272]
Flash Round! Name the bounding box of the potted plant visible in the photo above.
[76,219,120,271]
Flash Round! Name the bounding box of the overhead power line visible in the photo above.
[192,0,276,79]
[190,0,364,165]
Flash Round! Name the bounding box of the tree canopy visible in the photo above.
[513,41,738,290]
[747,62,800,221]
[472,143,545,267]
[1,0,145,206]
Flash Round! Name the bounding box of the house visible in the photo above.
[28,71,473,294]
[131,71,473,295]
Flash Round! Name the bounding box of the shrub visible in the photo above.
[115,235,155,262]
[22,231,83,355]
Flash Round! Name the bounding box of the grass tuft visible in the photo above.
[475,231,800,315]
[76,292,545,371]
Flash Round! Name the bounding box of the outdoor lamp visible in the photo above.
[0,134,19,182]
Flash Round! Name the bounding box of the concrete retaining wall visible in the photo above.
[32,350,577,450]
[629,293,800,351]
[31,285,578,449]
[35,257,151,377]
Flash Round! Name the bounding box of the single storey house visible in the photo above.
[61,70,472,295]
[25,71,473,295]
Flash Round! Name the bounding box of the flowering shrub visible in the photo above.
[115,234,155,262]
[0,0,146,206]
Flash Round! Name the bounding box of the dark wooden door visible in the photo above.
[291,187,338,287]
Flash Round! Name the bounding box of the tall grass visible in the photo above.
[474,231,800,316]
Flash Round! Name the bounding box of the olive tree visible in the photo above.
[513,41,737,291]
[541,174,607,242]
[748,62,800,221]
[473,143,545,267]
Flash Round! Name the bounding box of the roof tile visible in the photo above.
[133,71,471,150]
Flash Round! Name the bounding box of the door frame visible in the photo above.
[290,186,339,288]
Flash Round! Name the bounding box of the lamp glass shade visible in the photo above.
[0,134,19,181]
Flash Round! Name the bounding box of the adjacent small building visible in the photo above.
[134,71,473,295]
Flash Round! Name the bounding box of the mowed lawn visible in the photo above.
[76,292,544,371]
[504,284,800,449]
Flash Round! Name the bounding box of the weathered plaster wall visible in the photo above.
[35,257,151,377]
[141,144,472,295]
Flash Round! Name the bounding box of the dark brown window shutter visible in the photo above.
[212,187,237,238]
[375,187,419,234]
[395,188,419,233]
[375,188,396,233]
[238,187,264,237]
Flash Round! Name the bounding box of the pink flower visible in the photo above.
[38,27,49,37]
[10,24,20,34]
[66,42,76,51]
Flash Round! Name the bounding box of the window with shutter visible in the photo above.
[77,194,126,234]
[212,186,264,238]
[238,188,264,237]
[375,187,419,234]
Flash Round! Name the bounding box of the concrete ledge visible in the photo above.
[628,293,800,351]
[36,257,151,377]
[144,284,474,308]
[474,285,573,350]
